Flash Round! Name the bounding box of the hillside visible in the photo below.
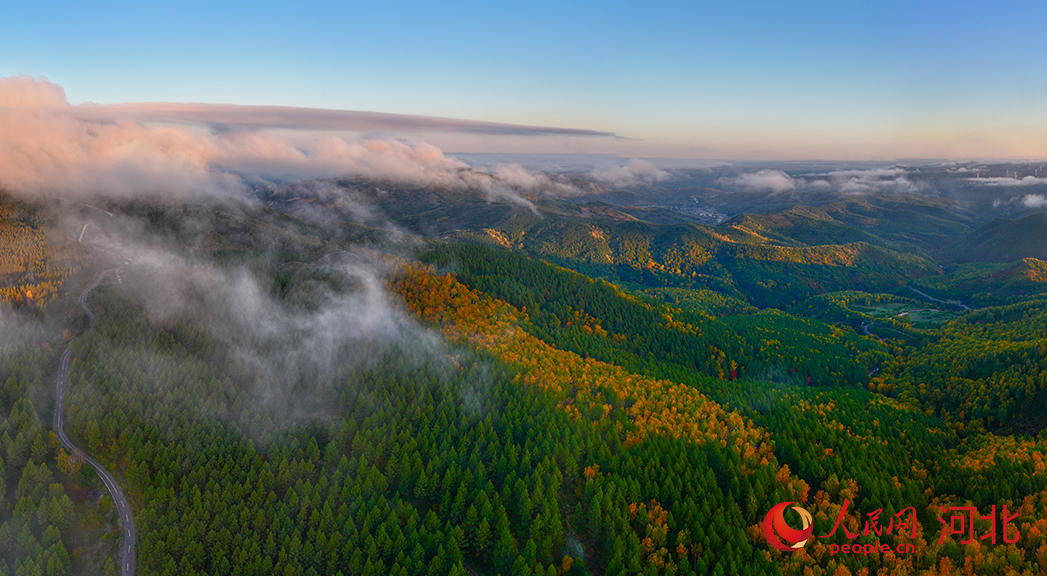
[948,211,1047,263]
[0,192,88,308]
[440,204,942,308]
[914,259,1047,307]
[5,185,1047,576]
[722,194,986,253]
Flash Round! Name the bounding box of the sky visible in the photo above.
[2,0,1047,160]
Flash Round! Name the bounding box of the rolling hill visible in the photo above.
[947,211,1047,263]
[6,181,1047,576]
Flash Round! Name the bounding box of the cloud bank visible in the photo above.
[966,176,1047,187]
[0,74,68,107]
[0,75,597,205]
[589,159,670,186]
[720,167,925,195]
[720,170,798,192]
[821,168,924,194]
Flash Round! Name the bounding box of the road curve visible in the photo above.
[908,286,971,311]
[54,269,136,576]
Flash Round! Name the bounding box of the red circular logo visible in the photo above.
[762,501,813,552]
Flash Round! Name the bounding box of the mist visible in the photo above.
[0,306,50,349]
[58,199,466,433]
[0,74,542,433]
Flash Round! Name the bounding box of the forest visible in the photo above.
[3,184,1047,576]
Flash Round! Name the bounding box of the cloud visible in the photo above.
[967,176,1047,187]
[76,101,618,138]
[717,166,929,195]
[143,250,424,386]
[0,75,589,206]
[824,167,904,179]
[1022,194,1047,208]
[991,193,1047,208]
[720,169,798,192]
[824,168,924,194]
[274,179,413,242]
[68,205,452,423]
[0,74,68,107]
[589,159,670,186]
[487,163,579,199]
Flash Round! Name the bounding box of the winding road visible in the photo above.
[53,269,136,576]
[908,286,971,311]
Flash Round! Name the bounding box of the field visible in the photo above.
[850,302,965,328]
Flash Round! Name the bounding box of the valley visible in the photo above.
[3,165,1047,575]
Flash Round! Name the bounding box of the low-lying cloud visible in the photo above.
[967,176,1047,187]
[589,159,670,186]
[720,169,798,192]
[64,206,449,421]
[0,75,596,206]
[822,168,924,194]
[1022,194,1047,208]
[0,306,49,349]
[720,167,925,195]
[138,249,427,392]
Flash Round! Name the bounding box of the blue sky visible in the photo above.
[3,0,1046,159]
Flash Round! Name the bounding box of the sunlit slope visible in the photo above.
[420,243,888,387]
[442,206,941,308]
[0,192,86,307]
[393,264,776,459]
[7,189,1047,575]
[723,194,986,253]
[53,252,811,576]
[391,259,1012,576]
[263,183,990,309]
